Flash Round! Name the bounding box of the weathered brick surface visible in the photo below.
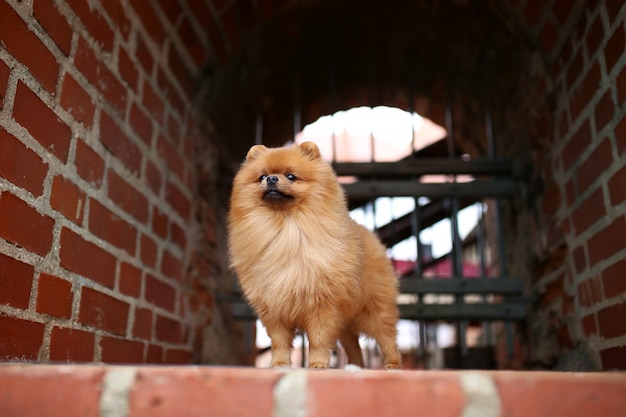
[0,0,229,366]
[1,367,626,417]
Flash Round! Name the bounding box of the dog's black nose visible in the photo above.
[266,175,278,184]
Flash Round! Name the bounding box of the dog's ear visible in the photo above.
[298,142,321,160]
[246,145,267,161]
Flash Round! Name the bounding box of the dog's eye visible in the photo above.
[259,174,267,182]
[286,173,297,181]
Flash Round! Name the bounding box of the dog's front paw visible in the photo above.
[383,363,401,370]
[308,362,329,370]
[271,361,292,368]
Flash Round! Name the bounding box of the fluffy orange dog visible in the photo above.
[228,141,400,369]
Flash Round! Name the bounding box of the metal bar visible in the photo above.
[377,197,476,246]
[333,159,514,177]
[398,303,528,321]
[411,199,423,277]
[486,107,515,360]
[476,202,493,346]
[343,179,516,200]
[399,277,524,295]
[445,87,467,358]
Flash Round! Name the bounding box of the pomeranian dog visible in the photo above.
[228,141,401,369]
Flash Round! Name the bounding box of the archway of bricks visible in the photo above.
[0,0,624,371]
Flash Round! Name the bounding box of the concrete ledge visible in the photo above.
[0,365,625,416]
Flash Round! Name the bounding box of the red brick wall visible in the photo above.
[0,0,238,364]
[499,0,626,370]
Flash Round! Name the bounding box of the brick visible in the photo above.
[157,135,184,180]
[164,349,192,364]
[168,47,194,98]
[167,114,182,146]
[494,372,626,415]
[615,114,626,153]
[133,307,153,340]
[59,227,116,288]
[108,170,149,223]
[587,217,626,266]
[50,175,86,225]
[13,81,71,163]
[602,259,626,299]
[100,111,142,175]
[607,164,626,206]
[0,128,48,197]
[165,182,191,220]
[170,222,187,250]
[60,73,95,127]
[179,17,207,67]
[130,0,167,44]
[75,140,105,187]
[33,0,72,55]
[0,59,8,108]
[0,1,58,92]
[78,287,129,335]
[606,0,625,24]
[0,315,44,360]
[158,68,185,118]
[152,208,168,239]
[571,188,605,236]
[161,250,183,282]
[130,102,153,145]
[136,35,154,75]
[0,253,34,309]
[49,326,95,362]
[156,314,183,344]
[143,80,164,123]
[119,46,139,90]
[307,370,464,417]
[566,49,584,91]
[573,245,587,273]
[36,273,73,318]
[576,139,612,193]
[577,276,603,308]
[586,15,604,59]
[146,344,164,363]
[129,368,284,417]
[157,0,183,25]
[562,119,591,172]
[582,313,597,337]
[542,182,561,215]
[66,0,114,51]
[100,0,131,40]
[140,233,158,268]
[119,262,142,298]
[145,159,163,195]
[598,302,626,339]
[594,92,614,133]
[601,346,626,370]
[605,24,625,73]
[0,192,54,257]
[570,63,601,121]
[74,36,127,113]
[0,366,104,416]
[100,336,144,363]
[617,65,626,105]
[88,199,137,256]
[145,274,176,312]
